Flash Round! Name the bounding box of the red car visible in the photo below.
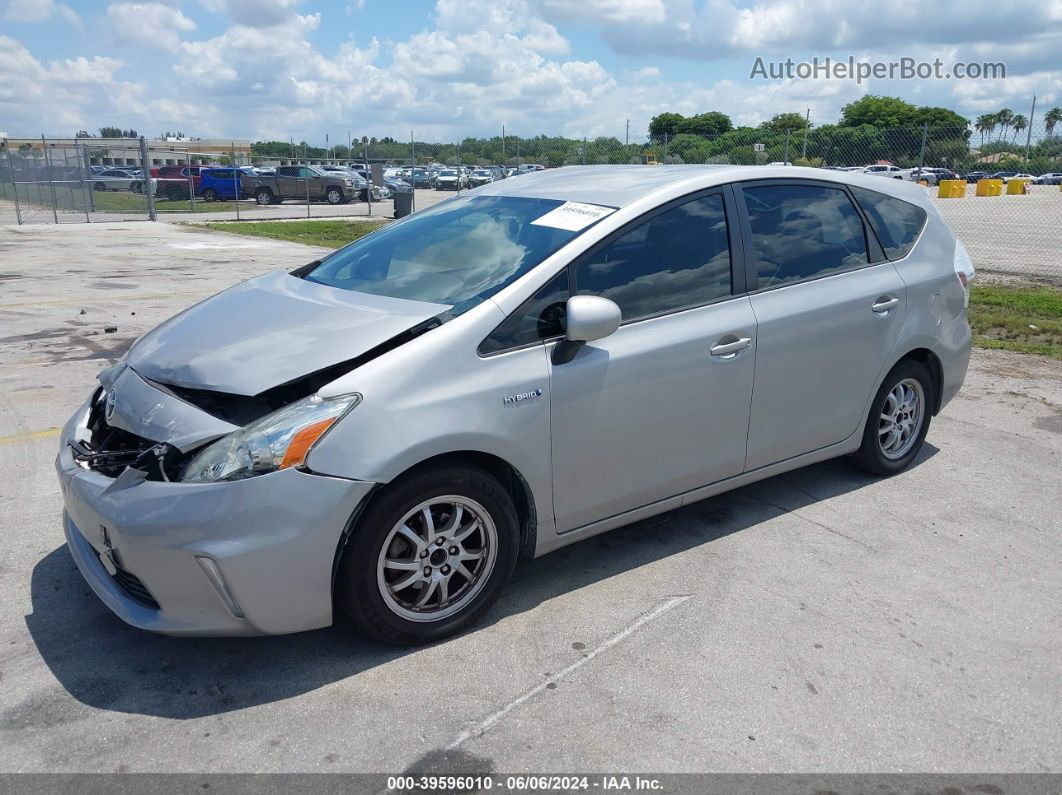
[153,165,217,201]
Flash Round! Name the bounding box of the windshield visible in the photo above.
[303,195,599,314]
[440,170,457,176]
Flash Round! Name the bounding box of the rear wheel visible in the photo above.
[93,182,105,191]
[255,188,274,205]
[852,359,932,476]
[336,465,519,645]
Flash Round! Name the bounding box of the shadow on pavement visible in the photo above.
[20,446,937,721]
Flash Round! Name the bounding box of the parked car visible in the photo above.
[1037,173,1062,185]
[862,164,904,179]
[469,168,495,187]
[408,169,432,188]
[197,167,255,201]
[989,171,1018,183]
[1006,173,1036,184]
[58,165,972,644]
[434,168,467,190]
[241,165,355,205]
[90,168,142,192]
[321,166,384,201]
[154,165,216,201]
[909,167,962,186]
[962,171,991,183]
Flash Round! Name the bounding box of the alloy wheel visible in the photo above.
[376,496,498,622]
[878,378,925,460]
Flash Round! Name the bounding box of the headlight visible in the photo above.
[181,393,361,483]
[344,179,353,186]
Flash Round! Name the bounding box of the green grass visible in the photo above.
[969,285,1062,359]
[0,181,244,214]
[193,219,386,248]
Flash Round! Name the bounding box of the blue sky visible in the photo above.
[1,0,1059,143]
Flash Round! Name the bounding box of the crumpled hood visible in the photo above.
[127,269,449,396]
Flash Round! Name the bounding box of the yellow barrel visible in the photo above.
[1006,179,1030,195]
[975,178,1003,196]
[938,179,966,198]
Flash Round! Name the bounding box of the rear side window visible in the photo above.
[479,269,570,354]
[741,183,868,289]
[850,186,927,260]
[573,193,732,320]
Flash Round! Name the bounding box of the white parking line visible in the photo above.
[445,594,692,751]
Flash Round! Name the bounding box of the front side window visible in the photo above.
[480,269,570,354]
[850,186,927,260]
[304,195,601,315]
[741,183,869,289]
[573,193,732,320]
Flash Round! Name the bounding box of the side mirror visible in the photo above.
[553,295,621,365]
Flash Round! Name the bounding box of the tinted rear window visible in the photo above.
[850,186,927,259]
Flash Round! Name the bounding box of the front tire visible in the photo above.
[852,359,933,476]
[336,465,519,645]
[202,187,217,202]
[326,187,345,205]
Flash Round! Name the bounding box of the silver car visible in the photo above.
[57,166,973,644]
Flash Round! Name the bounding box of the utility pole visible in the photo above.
[1024,94,1037,167]
[801,108,810,160]
[625,118,630,146]
[502,124,506,163]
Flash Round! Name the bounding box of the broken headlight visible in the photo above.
[181,393,361,483]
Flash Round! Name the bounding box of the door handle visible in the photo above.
[872,297,900,313]
[710,336,752,358]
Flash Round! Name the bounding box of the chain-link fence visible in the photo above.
[3,125,1060,283]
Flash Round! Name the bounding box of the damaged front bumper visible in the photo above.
[56,388,376,637]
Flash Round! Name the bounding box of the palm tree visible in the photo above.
[1010,114,1027,143]
[975,114,994,147]
[1046,107,1062,138]
[996,108,1013,142]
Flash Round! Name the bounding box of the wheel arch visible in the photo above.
[330,450,538,593]
[894,347,944,415]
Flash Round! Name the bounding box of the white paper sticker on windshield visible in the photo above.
[531,201,616,231]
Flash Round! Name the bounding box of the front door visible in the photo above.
[547,190,758,532]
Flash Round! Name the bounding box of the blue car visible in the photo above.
[197,167,253,201]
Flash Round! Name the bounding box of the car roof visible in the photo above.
[475,164,929,209]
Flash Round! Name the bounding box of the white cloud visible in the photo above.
[196,0,305,27]
[0,0,1059,142]
[542,0,666,24]
[5,0,80,26]
[106,3,197,53]
[0,36,144,132]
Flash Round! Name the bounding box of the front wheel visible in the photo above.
[336,465,519,645]
[202,188,217,202]
[851,359,933,476]
[326,187,345,205]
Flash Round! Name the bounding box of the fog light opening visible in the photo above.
[194,556,246,618]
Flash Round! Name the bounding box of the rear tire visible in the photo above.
[852,359,933,476]
[256,188,274,206]
[336,465,519,645]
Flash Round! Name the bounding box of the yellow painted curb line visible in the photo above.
[0,427,60,444]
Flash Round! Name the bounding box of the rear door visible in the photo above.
[735,179,907,470]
